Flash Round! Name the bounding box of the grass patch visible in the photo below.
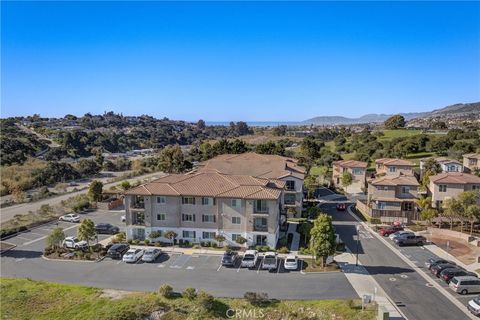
[376,129,422,140]
[0,278,376,320]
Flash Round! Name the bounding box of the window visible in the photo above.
[182,213,195,222]
[380,186,389,191]
[285,180,295,190]
[232,234,241,242]
[403,202,413,211]
[202,232,215,239]
[231,199,241,208]
[232,217,241,224]
[389,166,396,173]
[439,185,447,192]
[377,202,386,210]
[254,200,268,213]
[473,185,479,190]
[182,231,196,238]
[201,197,215,206]
[352,168,363,175]
[156,213,166,221]
[401,186,410,194]
[182,197,196,205]
[436,200,443,208]
[156,196,166,204]
[284,193,296,205]
[202,214,216,223]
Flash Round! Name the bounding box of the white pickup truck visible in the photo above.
[261,252,278,270]
[241,250,258,268]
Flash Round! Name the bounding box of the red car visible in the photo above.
[378,226,404,236]
[336,203,346,211]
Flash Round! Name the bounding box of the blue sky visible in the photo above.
[1,1,479,121]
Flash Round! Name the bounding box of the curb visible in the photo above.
[41,254,101,263]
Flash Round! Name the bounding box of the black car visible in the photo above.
[95,223,120,235]
[221,251,239,267]
[107,243,130,259]
[431,263,457,277]
[394,235,426,246]
[425,258,455,270]
[440,267,478,283]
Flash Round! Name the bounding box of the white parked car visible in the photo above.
[141,248,162,262]
[284,255,298,270]
[59,214,80,223]
[261,252,278,270]
[121,215,126,223]
[122,248,144,263]
[389,231,414,241]
[467,296,480,317]
[62,236,88,250]
[241,250,258,268]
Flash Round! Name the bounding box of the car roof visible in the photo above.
[264,251,276,255]
[64,236,76,240]
[111,243,127,248]
[285,255,297,259]
[453,276,479,280]
[245,250,257,254]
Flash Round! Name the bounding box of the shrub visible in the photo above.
[182,287,197,300]
[149,231,161,239]
[244,292,269,306]
[278,246,289,254]
[144,239,150,246]
[75,250,85,259]
[127,239,133,245]
[43,246,55,255]
[132,239,139,245]
[197,291,214,310]
[91,243,104,252]
[155,242,161,247]
[212,242,218,248]
[299,247,311,255]
[158,284,173,298]
[115,232,126,242]
[277,237,287,247]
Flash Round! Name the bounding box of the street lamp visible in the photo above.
[355,225,361,266]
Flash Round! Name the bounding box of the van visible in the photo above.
[449,276,480,295]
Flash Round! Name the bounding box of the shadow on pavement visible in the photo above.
[0,248,43,259]
[364,265,414,275]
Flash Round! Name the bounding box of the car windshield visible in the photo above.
[286,258,296,263]
[474,297,480,304]
[244,255,254,260]
[264,257,276,264]
[124,252,133,256]
[451,278,459,285]
[73,239,79,243]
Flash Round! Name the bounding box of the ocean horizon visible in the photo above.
[206,121,302,127]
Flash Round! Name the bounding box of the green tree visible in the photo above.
[415,196,432,211]
[442,198,462,230]
[298,221,313,245]
[307,207,321,220]
[341,171,353,188]
[149,231,162,240]
[420,208,438,227]
[309,214,336,267]
[197,119,206,129]
[304,175,317,198]
[235,236,247,245]
[423,158,442,175]
[77,218,96,248]
[119,180,131,191]
[458,191,480,234]
[87,180,103,202]
[214,234,226,247]
[46,227,65,249]
[164,230,177,246]
[77,159,101,177]
[384,114,406,129]
[158,145,186,173]
[466,204,480,235]
[95,151,104,167]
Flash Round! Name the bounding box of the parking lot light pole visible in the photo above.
[355,225,360,266]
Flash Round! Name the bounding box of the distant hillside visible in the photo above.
[302,102,479,125]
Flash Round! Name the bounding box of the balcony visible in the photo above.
[131,202,145,210]
[131,212,145,226]
[253,225,268,232]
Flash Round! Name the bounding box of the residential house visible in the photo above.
[375,158,415,176]
[196,153,305,217]
[429,172,480,208]
[363,174,420,223]
[332,160,368,194]
[463,153,480,173]
[124,172,284,248]
[419,157,463,173]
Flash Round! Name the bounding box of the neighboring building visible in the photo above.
[332,160,368,194]
[196,153,305,217]
[124,172,284,248]
[419,157,463,173]
[363,174,420,223]
[463,153,480,173]
[375,158,415,176]
[429,172,480,208]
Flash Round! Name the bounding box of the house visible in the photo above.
[124,171,284,248]
[429,172,480,208]
[196,153,305,217]
[332,160,368,194]
[419,157,463,173]
[363,174,420,223]
[463,153,480,173]
[375,158,415,176]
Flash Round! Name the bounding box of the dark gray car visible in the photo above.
[95,223,120,235]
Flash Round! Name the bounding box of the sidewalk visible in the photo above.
[336,251,406,320]
[287,222,300,251]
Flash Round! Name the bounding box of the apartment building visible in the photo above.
[332,160,368,194]
[429,172,480,208]
[419,157,463,173]
[196,153,305,217]
[463,153,480,173]
[124,172,284,248]
[364,174,419,223]
[375,158,415,176]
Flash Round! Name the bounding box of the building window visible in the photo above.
[254,200,268,213]
[182,231,196,238]
[156,213,166,221]
[232,217,241,224]
[202,232,215,239]
[156,196,166,204]
[377,202,386,210]
[201,197,215,206]
[389,166,396,173]
[232,234,241,242]
[473,185,479,190]
[182,197,196,205]
[439,185,447,192]
[352,168,363,175]
[403,202,413,211]
[202,214,216,223]
[285,180,295,191]
[284,193,296,205]
[231,199,241,208]
[401,186,410,194]
[182,213,195,222]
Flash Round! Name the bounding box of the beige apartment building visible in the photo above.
[124,171,284,248]
[196,153,305,216]
[463,153,480,173]
[332,160,368,194]
[375,158,415,176]
[429,172,480,208]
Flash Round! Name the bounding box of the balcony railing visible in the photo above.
[253,207,268,214]
[131,202,145,209]
[253,225,268,232]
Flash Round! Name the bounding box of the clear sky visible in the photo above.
[1,1,479,121]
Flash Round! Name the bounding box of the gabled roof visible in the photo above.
[464,153,480,160]
[429,172,480,184]
[125,172,284,200]
[370,174,419,186]
[375,158,415,166]
[333,159,368,168]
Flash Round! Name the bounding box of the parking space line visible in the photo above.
[277,259,282,274]
[237,257,244,272]
[22,224,78,246]
[256,258,263,274]
[216,264,222,271]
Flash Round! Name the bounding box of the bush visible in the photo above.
[197,291,215,310]
[277,237,287,247]
[299,247,311,255]
[158,284,173,298]
[115,232,126,242]
[149,231,161,239]
[127,239,133,245]
[91,243,104,252]
[278,246,289,254]
[144,239,150,246]
[255,245,271,252]
[182,287,197,300]
[155,242,161,247]
[132,239,139,245]
[75,250,85,259]
[212,242,218,248]
[244,292,269,306]
[44,246,55,255]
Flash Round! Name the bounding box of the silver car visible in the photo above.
[141,248,162,262]
[389,231,414,241]
[449,276,480,295]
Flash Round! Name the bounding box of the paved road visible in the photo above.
[320,201,470,320]
[0,171,165,223]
